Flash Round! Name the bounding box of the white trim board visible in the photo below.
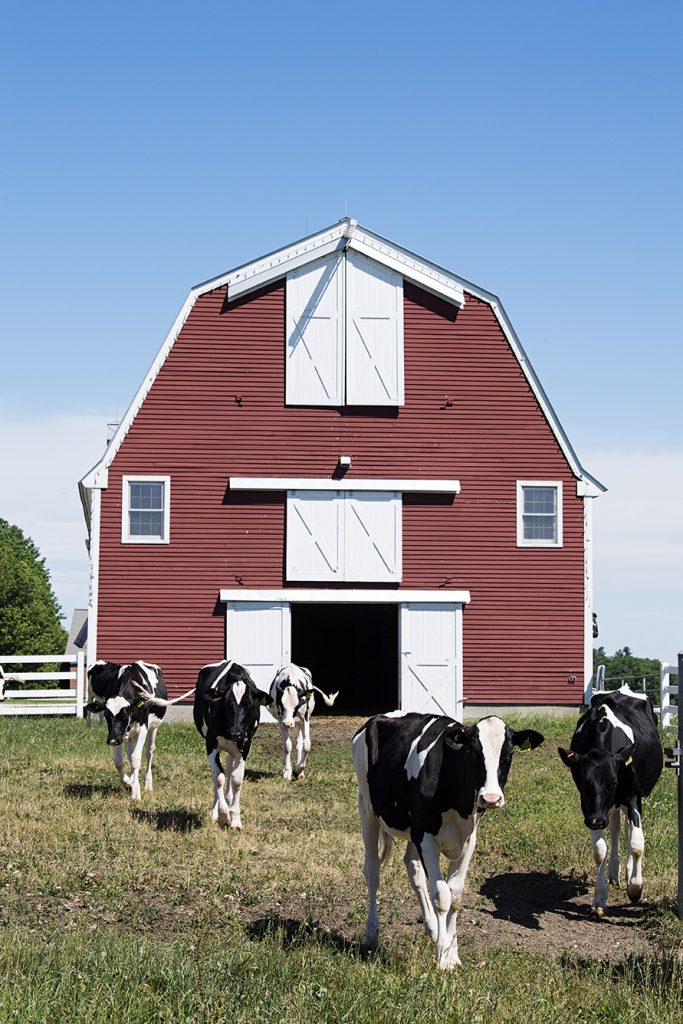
[229,477,461,493]
[218,588,471,604]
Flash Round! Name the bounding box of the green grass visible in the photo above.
[0,714,680,1023]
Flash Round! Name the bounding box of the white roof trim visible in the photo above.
[79,217,604,494]
[229,477,461,494]
[219,588,471,605]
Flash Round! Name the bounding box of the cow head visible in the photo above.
[84,695,142,746]
[558,743,636,830]
[207,667,271,755]
[273,667,314,729]
[445,716,544,810]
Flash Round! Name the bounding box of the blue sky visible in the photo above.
[1,1,681,663]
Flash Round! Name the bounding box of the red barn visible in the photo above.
[79,219,604,716]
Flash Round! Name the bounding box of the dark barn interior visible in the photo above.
[291,603,398,715]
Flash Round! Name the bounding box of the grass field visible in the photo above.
[0,713,681,1023]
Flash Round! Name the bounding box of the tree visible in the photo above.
[0,519,67,656]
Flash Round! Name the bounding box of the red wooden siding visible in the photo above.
[97,279,584,704]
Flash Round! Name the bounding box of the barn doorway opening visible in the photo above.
[290,603,398,715]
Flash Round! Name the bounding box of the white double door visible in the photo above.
[225,599,462,722]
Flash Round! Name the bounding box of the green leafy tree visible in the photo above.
[0,519,67,657]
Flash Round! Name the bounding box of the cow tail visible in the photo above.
[378,827,394,867]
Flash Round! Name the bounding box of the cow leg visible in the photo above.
[607,806,622,885]
[208,748,230,826]
[144,724,159,792]
[280,723,293,781]
[358,791,382,948]
[293,718,311,779]
[112,743,132,792]
[225,752,245,830]
[590,828,609,915]
[419,835,457,970]
[442,825,479,967]
[625,797,645,903]
[403,841,437,942]
[126,724,147,801]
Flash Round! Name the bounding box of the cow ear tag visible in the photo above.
[136,699,146,708]
[520,738,533,750]
[625,755,633,765]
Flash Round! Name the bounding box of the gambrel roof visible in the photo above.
[79,218,605,513]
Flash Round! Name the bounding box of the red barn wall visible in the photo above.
[97,279,585,703]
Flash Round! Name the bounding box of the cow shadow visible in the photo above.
[479,870,594,929]
[63,782,120,799]
[131,807,203,832]
[245,768,275,782]
[246,913,368,958]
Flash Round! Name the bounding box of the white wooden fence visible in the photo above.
[660,662,680,730]
[0,652,85,717]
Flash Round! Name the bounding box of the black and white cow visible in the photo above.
[192,660,271,829]
[558,684,663,915]
[0,665,6,701]
[352,711,544,969]
[269,663,339,781]
[84,660,167,801]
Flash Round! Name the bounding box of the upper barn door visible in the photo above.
[225,601,291,720]
[399,603,461,719]
[346,250,404,406]
[287,491,343,582]
[286,255,344,406]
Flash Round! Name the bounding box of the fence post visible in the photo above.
[661,662,672,730]
[76,650,85,719]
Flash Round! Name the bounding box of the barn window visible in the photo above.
[286,490,402,582]
[122,476,170,544]
[516,481,563,547]
[286,251,404,407]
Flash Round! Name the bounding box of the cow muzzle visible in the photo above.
[477,791,505,809]
[585,815,607,831]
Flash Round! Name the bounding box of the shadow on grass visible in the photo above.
[245,768,276,782]
[131,807,204,832]
[246,913,372,959]
[63,781,120,799]
[480,870,598,929]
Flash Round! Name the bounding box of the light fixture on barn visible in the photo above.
[334,455,352,480]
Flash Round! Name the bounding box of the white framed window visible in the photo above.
[122,476,170,544]
[286,252,404,407]
[516,480,563,547]
[286,490,402,582]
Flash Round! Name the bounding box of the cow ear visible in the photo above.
[443,722,474,749]
[511,729,544,750]
[84,702,104,715]
[558,747,581,767]
[257,689,272,706]
[617,742,636,765]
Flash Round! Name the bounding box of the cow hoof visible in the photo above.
[438,955,461,971]
[294,770,305,781]
[282,772,292,781]
[627,884,642,904]
[230,819,242,830]
[591,905,605,918]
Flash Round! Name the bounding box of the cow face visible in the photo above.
[275,681,312,728]
[558,744,635,829]
[445,717,544,810]
[209,674,270,755]
[85,696,138,746]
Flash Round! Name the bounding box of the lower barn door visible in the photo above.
[225,601,291,722]
[399,603,461,719]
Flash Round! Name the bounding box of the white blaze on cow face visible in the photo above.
[475,717,507,808]
[280,685,299,728]
[106,695,130,717]
[232,680,247,705]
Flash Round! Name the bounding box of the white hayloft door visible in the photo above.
[286,255,344,406]
[286,490,401,583]
[345,250,404,405]
[400,603,460,718]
